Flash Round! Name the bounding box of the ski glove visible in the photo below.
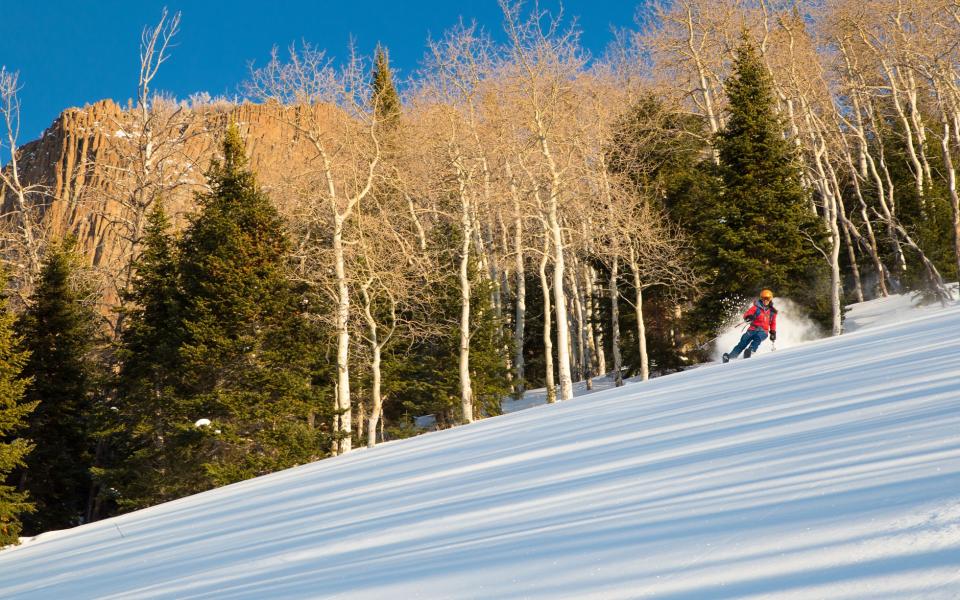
[769,331,777,341]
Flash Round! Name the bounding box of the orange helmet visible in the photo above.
[760,289,774,300]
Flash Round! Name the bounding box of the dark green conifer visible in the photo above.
[106,202,192,510]
[14,239,99,534]
[371,44,402,128]
[176,126,327,487]
[708,38,826,327]
[0,273,36,545]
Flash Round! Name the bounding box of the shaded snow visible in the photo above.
[2,294,959,599]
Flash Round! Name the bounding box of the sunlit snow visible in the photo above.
[1,292,959,599]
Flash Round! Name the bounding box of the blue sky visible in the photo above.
[1,1,646,144]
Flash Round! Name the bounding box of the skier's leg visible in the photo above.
[728,331,753,358]
[749,330,768,353]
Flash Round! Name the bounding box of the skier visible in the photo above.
[722,289,777,363]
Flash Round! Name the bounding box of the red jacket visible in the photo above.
[744,300,777,332]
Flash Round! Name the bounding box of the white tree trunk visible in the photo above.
[513,197,526,398]
[406,193,427,252]
[547,204,573,400]
[459,183,474,424]
[361,284,388,449]
[807,128,844,336]
[841,215,864,304]
[569,265,591,390]
[366,342,382,449]
[683,5,721,142]
[827,193,844,336]
[333,215,352,453]
[629,247,650,382]
[609,257,623,387]
[539,238,556,403]
[583,264,604,376]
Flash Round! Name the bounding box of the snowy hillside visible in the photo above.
[2,293,959,599]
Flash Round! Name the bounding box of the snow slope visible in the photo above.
[2,295,959,599]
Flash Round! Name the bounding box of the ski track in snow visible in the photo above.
[2,293,960,599]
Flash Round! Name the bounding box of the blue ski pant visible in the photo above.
[729,328,768,358]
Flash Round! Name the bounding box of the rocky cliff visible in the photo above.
[1,98,336,303]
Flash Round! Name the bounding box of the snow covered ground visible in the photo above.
[2,293,959,599]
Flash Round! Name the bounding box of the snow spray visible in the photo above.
[711,297,823,362]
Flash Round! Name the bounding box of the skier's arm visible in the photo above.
[770,311,778,340]
[743,305,757,322]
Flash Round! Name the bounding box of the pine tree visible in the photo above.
[106,202,192,510]
[176,126,328,488]
[371,44,402,129]
[707,39,827,327]
[14,239,99,534]
[0,273,36,546]
[466,273,511,418]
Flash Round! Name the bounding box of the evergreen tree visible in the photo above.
[707,39,826,328]
[14,239,99,534]
[371,44,402,128]
[105,202,192,510]
[466,274,511,418]
[176,126,328,488]
[0,274,36,546]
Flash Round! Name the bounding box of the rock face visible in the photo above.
[1,98,335,305]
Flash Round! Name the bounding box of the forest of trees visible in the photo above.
[2,0,959,540]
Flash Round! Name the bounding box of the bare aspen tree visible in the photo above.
[105,9,205,331]
[418,23,504,423]
[569,71,634,384]
[608,255,623,386]
[816,28,902,296]
[622,199,698,381]
[457,167,475,423]
[537,229,557,403]
[836,127,892,297]
[500,0,587,400]
[824,2,952,301]
[645,0,748,158]
[583,261,604,376]
[246,42,383,453]
[764,16,845,333]
[567,254,590,388]
[0,67,48,304]
[354,202,433,447]
[354,200,396,449]
[359,100,458,443]
[504,158,532,397]
[628,245,650,381]
[831,32,904,289]
[928,72,960,282]
[513,151,560,402]
[590,71,694,381]
[847,6,928,201]
[909,0,960,283]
